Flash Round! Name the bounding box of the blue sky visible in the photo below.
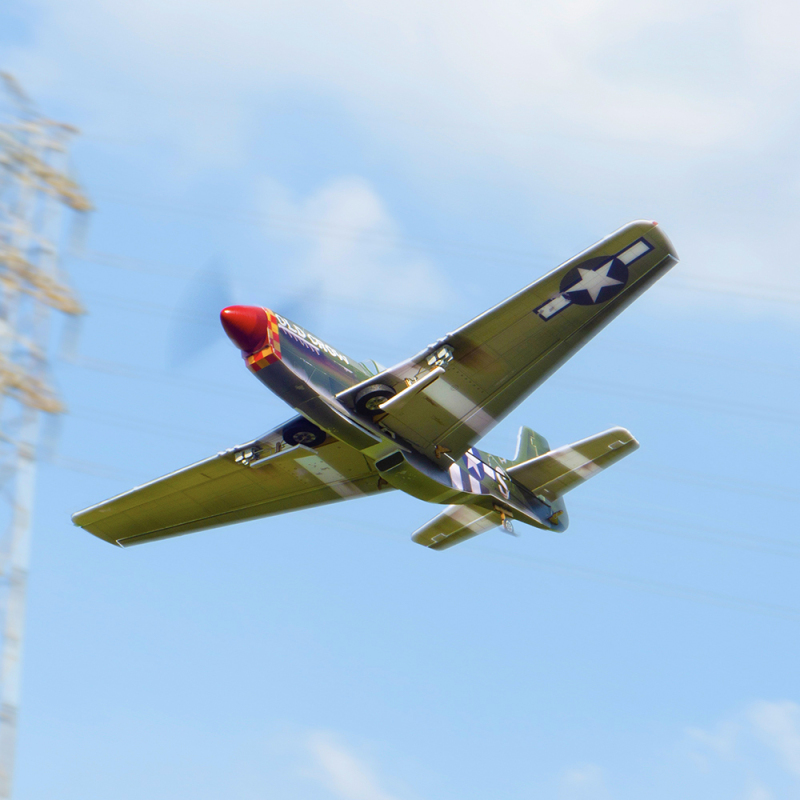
[3,1,800,798]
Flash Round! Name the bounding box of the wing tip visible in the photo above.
[71,509,89,528]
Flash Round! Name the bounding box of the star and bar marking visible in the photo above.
[534,237,654,321]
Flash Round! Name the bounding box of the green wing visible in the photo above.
[340,220,677,461]
[72,421,384,546]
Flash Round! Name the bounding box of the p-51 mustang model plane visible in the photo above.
[73,220,678,550]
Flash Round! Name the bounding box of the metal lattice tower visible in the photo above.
[0,72,89,797]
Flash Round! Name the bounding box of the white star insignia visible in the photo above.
[565,260,623,302]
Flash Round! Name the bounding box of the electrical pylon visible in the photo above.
[0,72,90,797]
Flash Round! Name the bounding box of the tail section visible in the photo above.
[508,427,638,502]
[513,426,551,463]
[412,426,637,551]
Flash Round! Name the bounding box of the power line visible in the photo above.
[61,352,800,508]
[61,277,800,429]
[325,515,800,623]
[615,462,799,506]
[90,191,558,266]
[45,454,144,485]
[48,449,800,623]
[50,192,800,622]
[69,406,240,449]
[63,387,800,509]
[574,502,800,559]
[71,250,800,379]
[53,438,799,563]
[73,337,799,432]
[603,340,799,382]
[552,375,800,428]
[66,354,266,403]
[81,192,800,303]
[475,547,800,622]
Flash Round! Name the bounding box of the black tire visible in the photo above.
[355,383,396,416]
[282,418,327,448]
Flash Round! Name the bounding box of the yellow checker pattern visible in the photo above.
[245,309,282,372]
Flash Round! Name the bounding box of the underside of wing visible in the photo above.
[339,221,677,462]
[73,420,385,546]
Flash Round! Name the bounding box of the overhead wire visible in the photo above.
[323,515,800,623]
[82,190,800,304]
[51,449,800,623]
[53,431,798,563]
[474,548,800,622]
[72,249,800,374]
[69,406,244,448]
[572,502,800,559]
[58,295,800,507]
[70,249,796,374]
[550,375,800,427]
[613,461,799,506]
[56,376,800,622]
[62,390,800,508]
[88,190,560,266]
[66,354,266,402]
[66,288,800,429]
[53,211,800,621]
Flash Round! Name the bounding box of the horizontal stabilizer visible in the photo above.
[508,427,638,501]
[412,504,501,550]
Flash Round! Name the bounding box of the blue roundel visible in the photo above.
[559,256,628,306]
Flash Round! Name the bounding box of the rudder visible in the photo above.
[513,426,550,464]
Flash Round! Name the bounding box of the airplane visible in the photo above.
[73,220,678,550]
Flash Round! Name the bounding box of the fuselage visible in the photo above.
[219,305,567,534]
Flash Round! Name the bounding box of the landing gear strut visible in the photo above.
[495,505,517,536]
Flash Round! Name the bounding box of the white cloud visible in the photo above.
[306,731,404,800]
[687,718,741,760]
[258,175,449,326]
[8,0,800,318]
[687,700,800,797]
[749,701,800,778]
[560,763,608,798]
[9,0,800,155]
[745,785,774,800]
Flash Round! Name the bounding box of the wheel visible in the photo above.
[355,383,396,416]
[282,418,326,448]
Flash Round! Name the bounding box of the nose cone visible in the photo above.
[220,306,269,353]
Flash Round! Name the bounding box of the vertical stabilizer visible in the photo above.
[514,426,550,464]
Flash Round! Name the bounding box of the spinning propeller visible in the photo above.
[168,259,322,366]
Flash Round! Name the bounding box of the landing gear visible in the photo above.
[282,418,326,448]
[354,383,396,416]
[495,505,517,536]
